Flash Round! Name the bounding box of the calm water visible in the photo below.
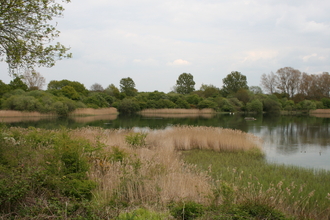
[2,113,330,170]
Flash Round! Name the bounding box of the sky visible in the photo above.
[1,0,330,93]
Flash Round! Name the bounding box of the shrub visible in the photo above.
[169,201,205,220]
[117,98,140,114]
[125,132,147,148]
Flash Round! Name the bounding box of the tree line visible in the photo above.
[1,68,329,116]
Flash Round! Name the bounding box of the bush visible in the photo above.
[169,201,205,220]
[125,132,147,148]
[117,98,140,114]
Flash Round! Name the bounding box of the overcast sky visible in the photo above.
[1,0,330,93]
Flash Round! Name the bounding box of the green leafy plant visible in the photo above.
[169,201,205,220]
[125,132,147,148]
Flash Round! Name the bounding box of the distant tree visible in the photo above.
[222,71,249,96]
[22,70,46,90]
[319,72,330,98]
[260,72,277,94]
[199,84,220,98]
[90,83,104,92]
[48,80,88,96]
[0,0,71,73]
[61,86,80,100]
[246,99,263,113]
[105,84,120,99]
[235,89,250,105]
[117,98,140,114]
[9,75,28,91]
[175,73,195,95]
[0,80,10,97]
[276,67,301,98]
[249,86,263,95]
[120,77,137,97]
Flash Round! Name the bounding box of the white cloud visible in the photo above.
[167,59,191,66]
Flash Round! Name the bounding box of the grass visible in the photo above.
[0,125,329,219]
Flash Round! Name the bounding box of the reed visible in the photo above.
[0,110,56,118]
[182,149,330,219]
[69,107,118,116]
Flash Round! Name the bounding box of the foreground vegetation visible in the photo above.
[0,125,329,219]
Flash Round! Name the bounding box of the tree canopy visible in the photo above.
[175,73,195,95]
[0,0,71,73]
[120,77,136,97]
[222,71,249,96]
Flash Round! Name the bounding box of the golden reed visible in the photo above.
[72,125,262,207]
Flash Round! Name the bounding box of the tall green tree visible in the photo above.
[175,73,195,95]
[0,0,71,73]
[120,77,137,97]
[222,71,249,96]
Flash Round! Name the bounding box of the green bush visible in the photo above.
[169,201,205,220]
[125,132,147,148]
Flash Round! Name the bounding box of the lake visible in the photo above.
[1,113,329,170]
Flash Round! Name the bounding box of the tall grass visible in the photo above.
[1,125,329,219]
[69,107,118,116]
[182,149,330,219]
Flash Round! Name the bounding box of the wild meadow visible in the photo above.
[0,125,329,219]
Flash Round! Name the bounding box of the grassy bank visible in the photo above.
[0,125,329,219]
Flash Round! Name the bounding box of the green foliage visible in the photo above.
[48,80,88,96]
[117,98,140,114]
[117,208,169,220]
[0,80,10,97]
[0,0,71,72]
[237,202,287,220]
[61,85,80,100]
[9,75,28,91]
[84,92,110,108]
[197,99,217,109]
[169,201,205,220]
[175,73,196,95]
[125,132,147,148]
[297,100,316,112]
[120,77,137,97]
[263,96,282,114]
[246,99,263,113]
[222,71,249,96]
[199,84,220,98]
[175,98,190,109]
[108,146,129,162]
[321,98,330,108]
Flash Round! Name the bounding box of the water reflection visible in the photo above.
[1,113,329,170]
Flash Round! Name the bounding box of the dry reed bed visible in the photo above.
[0,110,56,118]
[72,126,262,206]
[69,107,118,116]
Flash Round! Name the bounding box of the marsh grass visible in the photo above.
[1,125,329,219]
[182,149,330,219]
[69,107,118,116]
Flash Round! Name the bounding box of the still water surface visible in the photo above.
[2,113,330,170]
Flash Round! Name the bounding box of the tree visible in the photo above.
[222,71,249,96]
[22,70,46,90]
[120,77,137,97]
[260,72,277,94]
[105,84,120,99]
[90,83,104,92]
[276,67,301,98]
[199,84,220,98]
[175,73,195,95]
[9,75,28,91]
[0,0,71,73]
[47,80,88,96]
